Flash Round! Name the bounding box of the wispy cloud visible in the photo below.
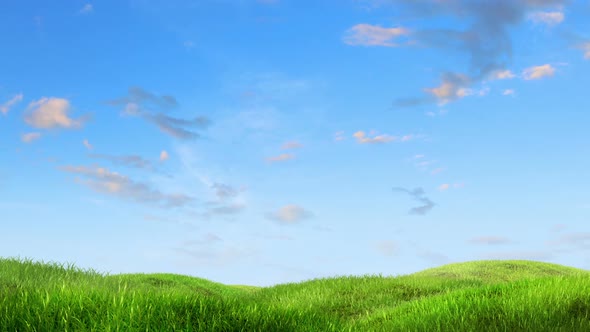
[106,86,210,140]
[353,130,397,144]
[468,236,513,245]
[503,89,516,96]
[392,186,435,215]
[266,204,313,224]
[87,154,153,170]
[438,182,464,191]
[522,64,556,80]
[576,41,590,59]
[342,24,411,47]
[334,131,346,141]
[24,97,91,129]
[1,93,23,115]
[106,86,178,111]
[144,113,210,140]
[489,69,516,80]
[79,4,93,14]
[281,141,303,149]
[545,232,590,248]
[83,139,93,150]
[527,11,564,26]
[21,132,41,143]
[59,164,194,208]
[266,153,295,163]
[431,167,445,175]
[374,240,399,256]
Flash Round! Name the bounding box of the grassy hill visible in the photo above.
[1,256,589,331]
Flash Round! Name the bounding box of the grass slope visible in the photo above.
[1,256,589,331]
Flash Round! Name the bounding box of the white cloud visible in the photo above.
[24,97,87,129]
[160,150,169,161]
[342,24,410,47]
[527,11,564,26]
[1,93,24,115]
[522,64,555,80]
[334,131,346,141]
[83,139,93,150]
[21,132,41,143]
[490,70,516,80]
[79,4,93,14]
[503,89,515,96]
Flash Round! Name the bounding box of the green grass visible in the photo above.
[1,256,589,331]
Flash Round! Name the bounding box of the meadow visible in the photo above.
[1,256,589,331]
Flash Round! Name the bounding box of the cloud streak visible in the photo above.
[87,154,153,170]
[1,93,23,115]
[106,86,209,140]
[392,186,435,215]
[59,164,195,209]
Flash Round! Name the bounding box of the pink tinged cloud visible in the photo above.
[353,131,396,144]
[490,70,516,80]
[24,97,87,129]
[527,11,564,26]
[160,150,169,161]
[522,64,555,80]
[503,89,515,96]
[424,74,470,105]
[267,204,312,224]
[21,132,41,143]
[438,184,450,191]
[0,93,23,115]
[281,141,303,149]
[342,24,410,47]
[266,153,295,162]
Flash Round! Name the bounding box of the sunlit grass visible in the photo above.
[1,256,589,331]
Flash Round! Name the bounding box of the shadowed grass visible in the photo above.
[1,256,589,331]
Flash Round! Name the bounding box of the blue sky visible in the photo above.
[1,0,589,287]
